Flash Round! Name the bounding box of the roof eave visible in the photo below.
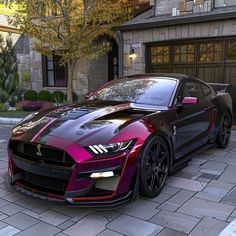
[114,11,236,31]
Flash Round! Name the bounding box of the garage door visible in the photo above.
[146,38,236,119]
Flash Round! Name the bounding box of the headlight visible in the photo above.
[88,140,134,156]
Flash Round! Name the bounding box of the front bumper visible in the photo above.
[8,140,140,207]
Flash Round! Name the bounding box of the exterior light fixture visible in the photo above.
[129,48,135,61]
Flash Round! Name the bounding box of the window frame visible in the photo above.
[42,54,68,88]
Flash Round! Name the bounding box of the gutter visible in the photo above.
[114,10,236,31]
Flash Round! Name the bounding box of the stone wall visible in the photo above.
[122,19,236,75]
[21,39,108,95]
[155,0,236,16]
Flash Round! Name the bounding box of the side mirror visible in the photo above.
[85,92,93,99]
[182,97,198,105]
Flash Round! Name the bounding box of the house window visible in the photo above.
[150,46,170,64]
[42,54,68,87]
[199,42,223,62]
[226,40,236,60]
[174,44,195,63]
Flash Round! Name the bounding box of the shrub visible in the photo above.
[38,90,51,102]
[0,103,7,112]
[24,90,38,101]
[8,96,18,107]
[51,91,65,103]
[16,101,53,111]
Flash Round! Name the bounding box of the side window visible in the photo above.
[176,81,203,103]
[201,84,211,96]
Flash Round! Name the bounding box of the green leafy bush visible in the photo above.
[0,103,7,112]
[0,35,19,104]
[51,91,65,103]
[38,90,51,102]
[24,90,38,101]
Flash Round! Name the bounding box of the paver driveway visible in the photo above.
[0,124,236,236]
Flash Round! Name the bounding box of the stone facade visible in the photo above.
[155,0,236,16]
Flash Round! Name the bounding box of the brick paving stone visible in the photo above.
[150,193,172,204]
[167,177,205,191]
[196,177,211,183]
[218,165,236,184]
[0,225,20,236]
[58,220,75,230]
[70,209,95,222]
[15,222,61,236]
[200,173,219,180]
[189,217,228,236]
[157,202,179,212]
[161,185,181,195]
[165,189,196,207]
[64,214,108,236]
[200,160,227,171]
[200,169,224,176]
[107,214,163,236]
[194,191,222,202]
[0,203,24,216]
[118,198,159,220]
[52,206,86,217]
[23,209,70,226]
[177,197,234,220]
[97,229,124,236]
[157,228,187,236]
[95,210,121,221]
[3,212,40,230]
[222,186,236,205]
[213,155,236,165]
[150,210,200,234]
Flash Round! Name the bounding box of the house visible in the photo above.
[0,1,150,96]
[116,0,236,117]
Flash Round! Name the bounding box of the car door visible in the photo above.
[174,81,211,159]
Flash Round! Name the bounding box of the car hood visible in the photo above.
[12,100,166,146]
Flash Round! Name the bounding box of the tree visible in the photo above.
[0,34,19,104]
[3,0,140,102]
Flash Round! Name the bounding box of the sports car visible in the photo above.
[8,74,233,207]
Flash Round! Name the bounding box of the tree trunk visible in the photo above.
[67,59,77,102]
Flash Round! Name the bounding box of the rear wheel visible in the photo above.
[139,136,169,198]
[217,111,232,149]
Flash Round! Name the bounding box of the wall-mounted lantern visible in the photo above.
[129,48,135,61]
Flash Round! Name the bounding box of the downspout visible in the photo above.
[117,30,124,77]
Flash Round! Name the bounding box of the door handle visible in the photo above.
[204,107,210,111]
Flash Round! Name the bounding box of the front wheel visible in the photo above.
[139,136,170,198]
[216,111,232,149]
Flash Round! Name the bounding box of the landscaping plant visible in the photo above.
[0,34,19,104]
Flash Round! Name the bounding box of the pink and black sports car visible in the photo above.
[8,74,232,207]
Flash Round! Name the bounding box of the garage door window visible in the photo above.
[174,44,195,63]
[226,41,236,60]
[199,43,222,62]
[151,46,170,64]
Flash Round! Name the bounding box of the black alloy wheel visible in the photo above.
[217,111,232,149]
[139,136,169,198]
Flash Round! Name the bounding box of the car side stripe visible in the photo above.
[30,118,57,142]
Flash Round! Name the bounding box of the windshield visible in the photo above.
[90,77,177,106]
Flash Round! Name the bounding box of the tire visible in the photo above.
[139,136,170,198]
[216,111,232,149]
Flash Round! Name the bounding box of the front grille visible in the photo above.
[18,168,69,195]
[10,141,74,167]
